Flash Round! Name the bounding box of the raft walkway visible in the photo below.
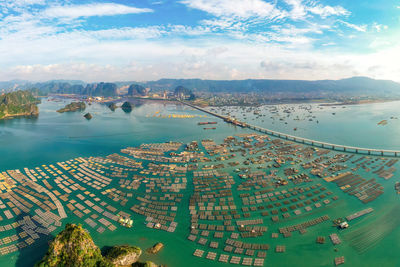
[180,101,400,157]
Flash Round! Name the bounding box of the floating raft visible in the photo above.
[346,208,374,221]
[335,256,345,266]
[329,233,341,245]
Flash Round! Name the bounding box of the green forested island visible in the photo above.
[35,224,157,267]
[57,102,86,113]
[0,90,39,120]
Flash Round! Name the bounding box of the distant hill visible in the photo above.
[1,77,400,97]
[174,86,195,100]
[143,77,400,96]
[128,84,148,96]
[83,82,117,97]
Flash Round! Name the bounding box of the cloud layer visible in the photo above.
[0,0,396,82]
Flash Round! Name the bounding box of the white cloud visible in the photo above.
[284,0,307,20]
[308,5,350,18]
[180,0,286,20]
[1,37,400,83]
[43,3,153,19]
[87,27,165,40]
[0,0,395,83]
[284,0,349,20]
[372,22,388,32]
[0,0,45,8]
[339,20,367,32]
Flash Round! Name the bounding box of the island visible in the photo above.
[84,113,93,120]
[121,101,134,112]
[0,90,40,120]
[57,102,86,113]
[35,224,158,267]
[108,103,118,111]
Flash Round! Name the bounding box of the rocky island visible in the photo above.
[121,101,134,112]
[0,90,40,120]
[84,113,93,120]
[108,103,118,111]
[146,243,164,254]
[35,224,158,267]
[57,101,86,113]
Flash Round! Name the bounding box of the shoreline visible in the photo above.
[0,112,38,121]
[319,99,399,106]
[202,98,400,108]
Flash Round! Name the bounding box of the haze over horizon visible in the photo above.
[1,0,399,82]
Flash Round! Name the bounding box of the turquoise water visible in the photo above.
[211,101,400,150]
[1,99,400,267]
[0,99,250,170]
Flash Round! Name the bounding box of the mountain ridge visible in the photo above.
[1,76,399,97]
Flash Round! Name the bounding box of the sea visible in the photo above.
[1,98,400,267]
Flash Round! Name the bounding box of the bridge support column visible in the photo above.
[395,152,398,157]
[344,147,346,152]
[332,145,335,149]
[368,150,371,155]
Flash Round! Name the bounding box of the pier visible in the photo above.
[181,101,400,158]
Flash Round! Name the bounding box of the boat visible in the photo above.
[118,216,133,228]
[395,182,400,194]
[198,122,217,125]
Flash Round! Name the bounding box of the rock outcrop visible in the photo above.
[57,102,86,113]
[121,101,133,112]
[105,245,142,266]
[84,113,93,120]
[146,243,164,254]
[35,224,106,267]
[108,103,118,111]
[36,224,160,267]
[128,84,149,97]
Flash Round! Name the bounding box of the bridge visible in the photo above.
[181,101,400,158]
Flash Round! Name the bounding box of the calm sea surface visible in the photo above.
[1,99,400,267]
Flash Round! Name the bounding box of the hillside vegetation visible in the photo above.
[0,90,39,119]
[35,224,156,267]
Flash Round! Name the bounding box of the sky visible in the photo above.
[0,0,399,82]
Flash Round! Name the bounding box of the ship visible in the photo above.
[198,122,217,125]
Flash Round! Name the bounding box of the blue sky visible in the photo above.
[0,0,399,82]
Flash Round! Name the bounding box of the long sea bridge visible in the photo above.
[181,101,400,157]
